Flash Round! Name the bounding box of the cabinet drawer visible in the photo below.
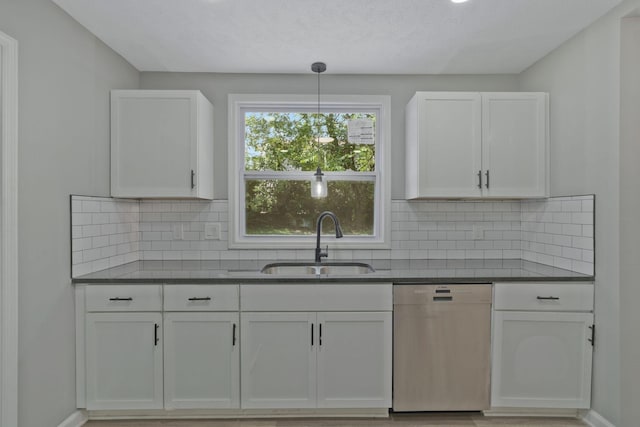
[164,285,238,311]
[493,282,593,311]
[241,283,392,311]
[85,284,162,312]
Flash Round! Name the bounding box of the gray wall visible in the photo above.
[518,0,640,425]
[619,15,640,427]
[140,73,518,199]
[0,1,139,426]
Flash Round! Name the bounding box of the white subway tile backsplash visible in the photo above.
[563,245,586,260]
[572,212,594,225]
[562,224,583,236]
[420,240,438,250]
[71,195,594,277]
[572,260,593,275]
[572,236,593,250]
[521,195,594,275]
[562,200,582,212]
[583,250,594,263]
[437,241,456,250]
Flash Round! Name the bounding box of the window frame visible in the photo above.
[228,94,391,249]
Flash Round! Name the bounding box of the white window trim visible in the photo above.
[228,94,391,249]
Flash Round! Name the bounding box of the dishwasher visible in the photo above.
[393,284,492,411]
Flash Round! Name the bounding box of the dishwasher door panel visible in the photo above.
[393,285,491,411]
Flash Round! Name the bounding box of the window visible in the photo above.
[228,94,390,248]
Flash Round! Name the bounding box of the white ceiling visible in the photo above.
[53,0,622,75]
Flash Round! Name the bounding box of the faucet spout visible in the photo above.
[315,211,343,263]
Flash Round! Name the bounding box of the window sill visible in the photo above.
[228,236,391,250]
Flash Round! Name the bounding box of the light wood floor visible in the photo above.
[83,413,587,426]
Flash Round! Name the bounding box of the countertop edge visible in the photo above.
[72,275,595,284]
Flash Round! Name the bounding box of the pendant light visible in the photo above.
[310,61,328,198]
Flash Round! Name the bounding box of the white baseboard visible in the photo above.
[87,408,389,420]
[583,410,616,427]
[484,407,579,417]
[57,410,88,427]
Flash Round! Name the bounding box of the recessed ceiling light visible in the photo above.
[451,0,469,3]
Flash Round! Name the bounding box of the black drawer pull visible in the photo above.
[232,323,237,346]
[109,297,133,301]
[435,289,451,294]
[188,297,212,301]
[154,323,159,346]
[433,296,453,301]
[537,296,560,301]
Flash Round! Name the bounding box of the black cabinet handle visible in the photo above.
[319,323,322,346]
[311,323,314,346]
[154,323,159,346]
[232,323,237,346]
[536,296,560,300]
[191,169,196,189]
[588,324,595,346]
[433,296,453,301]
[109,297,132,301]
[485,170,490,189]
[188,297,211,301]
[477,170,482,189]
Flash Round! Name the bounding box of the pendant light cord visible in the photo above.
[316,65,321,168]
[311,62,326,171]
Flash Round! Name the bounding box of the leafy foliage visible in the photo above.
[245,112,375,172]
[244,112,376,236]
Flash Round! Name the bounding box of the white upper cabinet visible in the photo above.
[406,92,483,198]
[111,90,214,199]
[482,93,548,198]
[405,92,548,199]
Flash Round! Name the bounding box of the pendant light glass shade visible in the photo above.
[311,167,328,198]
[311,62,328,198]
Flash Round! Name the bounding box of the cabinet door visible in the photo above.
[316,312,392,408]
[406,92,482,198]
[111,90,213,199]
[241,312,316,408]
[482,93,548,197]
[491,311,593,409]
[163,312,239,409]
[85,312,163,410]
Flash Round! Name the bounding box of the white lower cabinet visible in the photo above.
[241,311,392,409]
[491,282,594,409]
[163,312,239,409]
[240,312,317,408]
[85,312,163,410]
[316,312,392,408]
[75,282,393,414]
[239,283,393,410]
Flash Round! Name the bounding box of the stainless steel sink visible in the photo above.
[260,262,375,275]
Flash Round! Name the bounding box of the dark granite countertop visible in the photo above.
[72,259,593,284]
